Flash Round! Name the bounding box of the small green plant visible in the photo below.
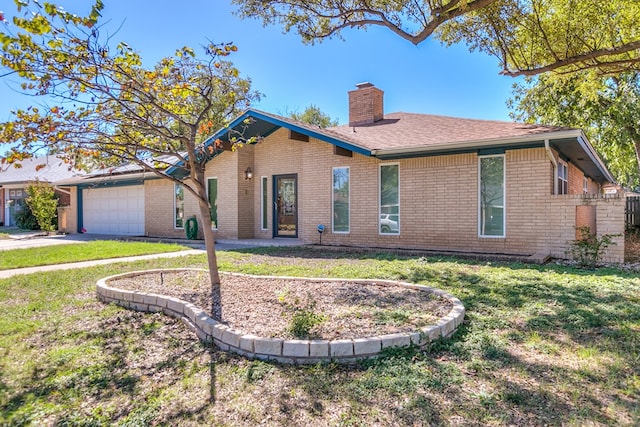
[373,308,411,325]
[288,308,327,339]
[276,290,327,339]
[275,288,290,304]
[568,226,620,268]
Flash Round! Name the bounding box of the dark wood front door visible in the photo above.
[273,174,297,237]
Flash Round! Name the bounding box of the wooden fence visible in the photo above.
[627,196,640,228]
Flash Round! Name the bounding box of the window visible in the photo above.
[261,176,268,230]
[479,155,505,237]
[583,176,588,194]
[558,162,568,195]
[379,164,399,234]
[208,178,218,229]
[332,167,350,233]
[174,183,184,229]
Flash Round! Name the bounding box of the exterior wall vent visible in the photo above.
[334,146,353,157]
[289,130,309,142]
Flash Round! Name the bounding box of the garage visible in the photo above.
[82,185,145,235]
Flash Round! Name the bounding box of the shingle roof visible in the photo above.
[329,112,576,151]
[0,155,83,185]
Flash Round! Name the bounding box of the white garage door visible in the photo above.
[83,185,145,235]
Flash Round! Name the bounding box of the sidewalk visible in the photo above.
[0,249,206,279]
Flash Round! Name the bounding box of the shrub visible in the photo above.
[25,181,59,233]
[568,226,619,268]
[14,202,39,230]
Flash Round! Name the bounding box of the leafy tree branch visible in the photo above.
[1,0,262,320]
[234,0,640,76]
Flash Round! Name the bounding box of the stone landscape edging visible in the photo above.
[96,269,465,364]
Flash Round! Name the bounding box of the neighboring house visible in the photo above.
[0,155,79,227]
[57,83,626,262]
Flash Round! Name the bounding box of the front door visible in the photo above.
[273,174,297,237]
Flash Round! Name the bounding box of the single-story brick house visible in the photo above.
[0,155,78,227]
[57,83,626,262]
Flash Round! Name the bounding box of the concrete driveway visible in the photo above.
[0,232,91,251]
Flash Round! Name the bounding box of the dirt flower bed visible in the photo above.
[110,270,453,341]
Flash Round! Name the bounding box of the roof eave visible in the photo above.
[576,131,616,183]
[55,171,158,186]
[165,109,372,177]
[371,129,583,158]
[245,110,372,156]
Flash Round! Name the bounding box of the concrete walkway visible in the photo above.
[0,249,206,279]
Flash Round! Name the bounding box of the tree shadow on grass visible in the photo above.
[423,273,639,424]
[224,246,640,424]
[0,306,221,425]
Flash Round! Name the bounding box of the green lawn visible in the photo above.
[0,240,190,270]
[1,247,638,426]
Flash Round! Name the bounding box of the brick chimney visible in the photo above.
[348,82,384,126]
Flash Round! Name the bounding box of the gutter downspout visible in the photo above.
[545,139,558,195]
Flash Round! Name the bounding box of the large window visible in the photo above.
[261,176,268,230]
[174,183,184,229]
[208,177,218,229]
[332,167,350,233]
[479,155,505,237]
[558,161,568,195]
[379,164,399,234]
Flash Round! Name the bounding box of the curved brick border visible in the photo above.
[97,269,465,364]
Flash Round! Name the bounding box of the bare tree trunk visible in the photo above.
[197,191,222,321]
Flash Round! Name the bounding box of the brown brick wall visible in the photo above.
[251,130,306,238]
[204,149,240,239]
[576,204,597,237]
[544,195,624,262]
[236,146,255,238]
[568,161,585,195]
[141,133,624,262]
[145,178,202,239]
[348,84,384,126]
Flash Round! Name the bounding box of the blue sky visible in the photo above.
[0,1,521,125]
